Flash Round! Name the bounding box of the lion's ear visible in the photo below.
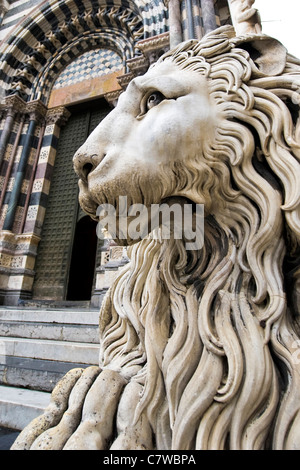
[234,36,287,77]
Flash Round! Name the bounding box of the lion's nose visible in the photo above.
[73,150,105,183]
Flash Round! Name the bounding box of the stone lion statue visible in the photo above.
[12,26,300,450]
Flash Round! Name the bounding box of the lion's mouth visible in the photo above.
[78,179,99,221]
[80,179,196,217]
[78,173,202,247]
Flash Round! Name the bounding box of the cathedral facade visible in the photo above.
[0,0,231,306]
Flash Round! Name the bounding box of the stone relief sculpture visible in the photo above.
[12,25,300,450]
[228,0,262,35]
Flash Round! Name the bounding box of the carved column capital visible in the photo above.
[2,94,26,114]
[46,106,71,127]
[25,100,47,122]
[0,96,49,123]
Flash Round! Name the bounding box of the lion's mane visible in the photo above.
[99,26,300,450]
[12,26,300,451]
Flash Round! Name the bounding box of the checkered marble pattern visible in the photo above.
[53,48,123,90]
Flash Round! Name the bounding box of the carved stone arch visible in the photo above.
[30,31,131,104]
[0,0,168,102]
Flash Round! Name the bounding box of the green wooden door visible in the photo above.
[33,99,110,301]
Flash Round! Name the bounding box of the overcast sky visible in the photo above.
[255,0,300,58]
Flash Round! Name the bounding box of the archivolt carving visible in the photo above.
[6,6,144,102]
[12,26,300,450]
[0,0,169,102]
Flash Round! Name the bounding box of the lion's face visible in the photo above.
[73,60,219,236]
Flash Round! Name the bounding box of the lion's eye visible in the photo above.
[146,91,165,111]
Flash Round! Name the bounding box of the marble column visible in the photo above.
[0,115,25,214]
[168,0,183,48]
[0,109,15,168]
[192,0,203,40]
[185,0,195,39]
[3,101,47,231]
[201,0,217,34]
[22,105,71,235]
[0,95,24,168]
[3,118,36,230]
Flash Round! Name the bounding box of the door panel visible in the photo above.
[33,100,110,300]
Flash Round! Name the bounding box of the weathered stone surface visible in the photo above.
[228,0,262,35]
[0,386,50,430]
[0,308,100,393]
[13,26,300,450]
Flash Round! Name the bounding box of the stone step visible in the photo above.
[0,320,99,343]
[0,337,100,365]
[0,385,50,431]
[0,356,92,392]
[0,307,99,324]
[0,307,101,429]
[0,307,100,344]
[18,299,91,309]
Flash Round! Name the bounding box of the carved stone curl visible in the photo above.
[228,0,262,35]
[12,26,300,450]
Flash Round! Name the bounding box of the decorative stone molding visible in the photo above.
[117,73,135,90]
[126,55,149,76]
[136,32,170,64]
[0,231,41,305]
[0,231,41,266]
[104,91,123,108]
